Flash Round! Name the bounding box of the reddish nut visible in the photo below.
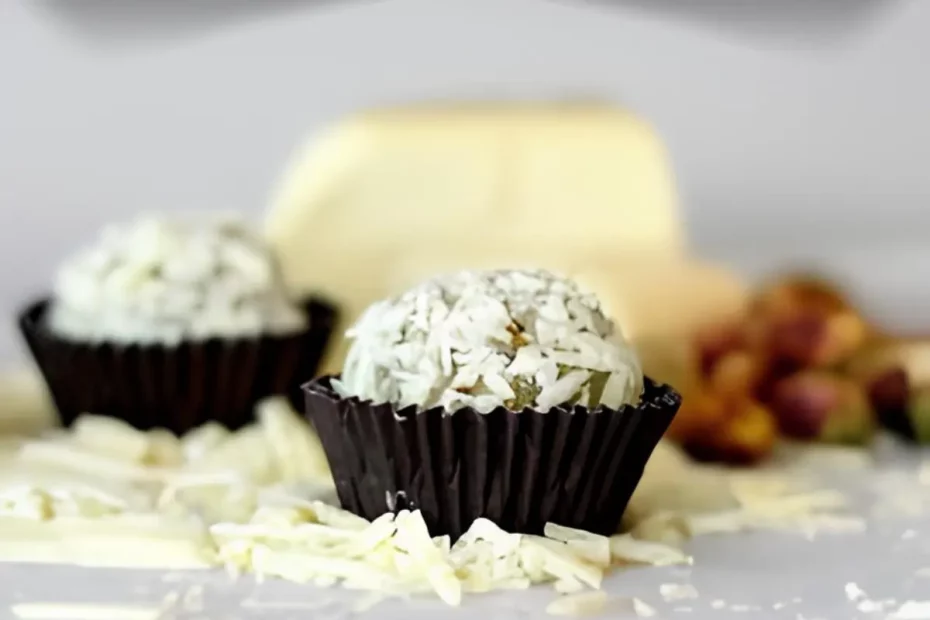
[750,275,868,368]
[753,359,800,405]
[708,351,765,400]
[826,310,870,363]
[752,275,852,319]
[681,399,777,465]
[868,367,930,443]
[846,339,930,443]
[667,390,727,442]
[770,372,874,444]
[694,321,747,378]
[868,367,909,415]
[765,309,868,369]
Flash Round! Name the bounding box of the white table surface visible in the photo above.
[3,439,930,620]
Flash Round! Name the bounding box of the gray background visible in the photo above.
[2,0,929,365]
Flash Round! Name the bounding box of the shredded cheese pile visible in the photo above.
[0,482,215,569]
[0,401,866,614]
[623,442,866,544]
[210,501,687,612]
[0,397,335,570]
[0,484,127,520]
[12,397,331,494]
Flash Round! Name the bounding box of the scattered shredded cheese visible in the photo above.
[625,446,863,540]
[209,503,686,608]
[10,603,163,620]
[0,400,881,615]
[546,591,608,616]
[892,601,930,620]
[659,583,699,602]
[0,398,332,568]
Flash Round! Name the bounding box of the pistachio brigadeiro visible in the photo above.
[47,216,307,344]
[334,269,644,413]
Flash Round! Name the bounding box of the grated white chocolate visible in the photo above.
[625,442,866,541]
[335,269,643,413]
[211,506,689,609]
[47,216,307,344]
[0,404,865,609]
[10,603,165,620]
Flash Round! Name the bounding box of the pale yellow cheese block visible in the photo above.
[265,102,746,375]
[0,367,59,436]
[269,102,685,254]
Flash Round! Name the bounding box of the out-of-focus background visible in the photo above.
[2,0,929,365]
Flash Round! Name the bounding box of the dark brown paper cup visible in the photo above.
[19,296,337,434]
[304,376,680,539]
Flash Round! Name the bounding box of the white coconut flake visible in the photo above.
[659,583,699,601]
[339,269,643,413]
[608,534,691,567]
[891,601,930,619]
[203,500,698,609]
[10,603,164,620]
[47,215,306,344]
[844,582,866,602]
[546,591,608,616]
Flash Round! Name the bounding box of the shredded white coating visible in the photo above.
[47,216,306,344]
[337,269,643,413]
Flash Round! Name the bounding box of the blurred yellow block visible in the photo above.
[0,366,59,436]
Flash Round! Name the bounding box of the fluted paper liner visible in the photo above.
[19,296,337,434]
[304,376,681,539]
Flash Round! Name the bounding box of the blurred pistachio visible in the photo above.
[680,398,777,466]
[750,276,868,369]
[708,350,764,401]
[752,275,852,318]
[694,320,746,378]
[770,372,874,444]
[867,365,930,444]
[765,309,868,369]
[667,389,727,443]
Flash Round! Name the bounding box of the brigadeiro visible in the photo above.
[20,215,336,434]
[304,268,680,539]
